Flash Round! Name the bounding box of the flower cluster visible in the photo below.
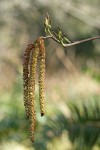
[23,38,45,142]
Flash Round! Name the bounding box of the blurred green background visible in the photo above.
[0,0,100,150]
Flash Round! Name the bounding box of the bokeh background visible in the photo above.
[0,0,100,150]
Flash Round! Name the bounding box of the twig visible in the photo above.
[42,35,100,48]
[63,36,100,48]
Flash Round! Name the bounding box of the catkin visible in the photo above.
[23,38,46,142]
[38,38,45,116]
[23,44,34,119]
[28,42,39,142]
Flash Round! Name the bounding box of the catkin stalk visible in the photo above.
[38,38,45,116]
[23,44,34,119]
[28,42,39,142]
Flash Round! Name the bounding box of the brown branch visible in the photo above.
[42,35,60,43]
[42,35,100,48]
[63,36,100,47]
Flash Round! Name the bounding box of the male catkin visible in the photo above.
[23,38,46,142]
[28,42,39,142]
[38,38,45,116]
[23,44,34,119]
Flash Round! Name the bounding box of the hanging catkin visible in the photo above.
[38,38,45,116]
[23,37,46,142]
[28,41,39,142]
[23,44,34,119]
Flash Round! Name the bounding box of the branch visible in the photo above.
[63,36,100,48]
[42,35,100,48]
[42,35,60,43]
[43,13,100,48]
